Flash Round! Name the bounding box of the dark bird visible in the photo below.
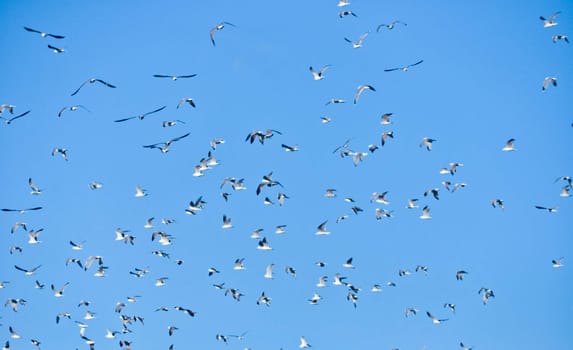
[384,60,424,72]
[153,74,197,80]
[70,78,116,96]
[143,132,190,153]
[210,22,236,46]
[0,110,31,125]
[114,105,167,123]
[177,98,196,108]
[534,205,558,213]
[47,44,65,53]
[24,26,65,39]
[2,207,43,214]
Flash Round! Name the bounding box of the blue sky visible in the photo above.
[1,1,572,349]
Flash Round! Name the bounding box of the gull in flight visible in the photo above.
[48,44,65,53]
[339,11,357,18]
[344,32,369,48]
[70,78,116,96]
[51,148,68,161]
[491,198,504,209]
[456,270,468,280]
[540,11,560,28]
[299,336,311,348]
[420,137,436,151]
[502,138,516,151]
[177,97,196,109]
[256,291,272,306]
[0,110,31,125]
[542,77,557,91]
[143,132,190,153]
[51,282,70,297]
[478,287,495,305]
[28,178,43,195]
[316,221,330,235]
[354,84,376,104]
[426,311,448,324]
[552,257,564,268]
[552,34,569,43]
[24,26,65,39]
[88,181,103,190]
[58,105,89,117]
[2,207,42,214]
[338,0,350,7]
[376,20,407,31]
[14,265,42,275]
[534,205,558,213]
[384,60,424,72]
[135,185,148,197]
[153,74,197,80]
[210,22,236,46]
[114,105,167,122]
[419,205,431,220]
[309,65,331,80]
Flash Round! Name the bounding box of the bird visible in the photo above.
[478,287,495,305]
[174,306,195,316]
[309,65,331,80]
[285,266,297,278]
[405,307,419,317]
[0,110,31,125]
[426,311,448,324]
[376,20,407,31]
[344,32,369,48]
[168,326,179,336]
[69,240,85,250]
[233,258,246,270]
[353,84,375,104]
[491,198,504,209]
[316,221,330,235]
[552,34,569,43]
[552,257,564,268]
[542,77,557,91]
[337,0,350,6]
[153,74,197,80]
[460,342,474,350]
[424,188,440,200]
[134,185,148,197]
[114,105,167,122]
[9,326,20,339]
[299,336,311,348]
[14,264,42,275]
[342,257,355,269]
[47,44,65,53]
[281,144,299,152]
[51,147,69,161]
[419,205,431,220]
[257,237,272,250]
[155,277,168,287]
[24,26,65,38]
[177,97,196,108]
[222,215,233,229]
[444,303,456,313]
[256,291,272,306]
[88,181,103,190]
[534,205,558,213]
[381,131,394,146]
[540,11,560,28]
[210,21,235,46]
[339,11,357,18]
[420,137,436,151]
[70,78,116,96]
[28,178,43,195]
[456,270,468,280]
[143,132,190,153]
[58,105,89,117]
[384,60,424,72]
[2,207,42,214]
[406,198,419,209]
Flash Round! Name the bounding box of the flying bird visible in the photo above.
[552,34,569,43]
[376,20,407,31]
[344,32,369,48]
[542,77,557,91]
[24,26,65,38]
[419,205,431,220]
[14,264,42,275]
[309,65,331,80]
[353,84,375,104]
[316,221,330,235]
[153,74,197,80]
[177,97,196,108]
[540,11,560,28]
[70,78,116,96]
[456,270,468,280]
[420,137,436,151]
[2,207,42,214]
[143,132,190,153]
[426,311,448,324]
[299,336,311,348]
[502,138,516,151]
[114,105,167,122]
[339,11,357,18]
[58,105,89,117]
[210,21,235,46]
[552,257,564,268]
[28,178,43,195]
[0,110,31,125]
[534,205,558,213]
[47,44,65,53]
[384,60,424,72]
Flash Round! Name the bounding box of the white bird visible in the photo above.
[155,277,168,287]
[406,198,419,209]
[27,228,43,244]
[316,276,328,287]
[47,44,65,53]
[114,105,167,122]
[552,34,569,43]
[384,60,424,72]
[299,336,311,348]
[264,263,274,279]
[9,326,20,339]
[257,237,272,250]
[256,291,272,306]
[502,138,516,151]
[70,78,116,96]
[210,21,236,46]
[143,132,190,153]
[24,26,65,38]
[222,215,233,229]
[542,77,557,91]
[342,257,355,269]
[540,11,560,28]
[552,257,564,268]
[333,273,346,286]
[153,74,197,80]
[344,32,369,48]
[426,311,448,324]
[58,105,89,117]
[420,137,436,151]
[51,282,69,297]
[51,148,69,161]
[316,221,330,235]
[177,97,196,108]
[134,185,148,197]
[309,65,331,80]
[88,181,102,190]
[28,178,43,195]
[376,20,407,31]
[353,84,376,104]
[234,258,246,270]
[419,205,432,220]
[337,0,350,7]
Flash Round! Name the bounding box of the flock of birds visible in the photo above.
[1,2,571,350]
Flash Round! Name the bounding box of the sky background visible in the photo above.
[1,0,572,349]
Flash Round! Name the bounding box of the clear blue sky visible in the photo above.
[1,1,572,349]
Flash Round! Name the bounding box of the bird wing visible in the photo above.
[71,80,89,96]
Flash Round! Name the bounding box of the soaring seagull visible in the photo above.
[384,60,424,72]
[353,84,376,104]
[24,26,65,39]
[70,78,116,96]
[210,22,236,46]
[114,106,167,122]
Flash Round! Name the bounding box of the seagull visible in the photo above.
[444,303,456,313]
[299,336,311,348]
[27,228,43,244]
[308,292,322,304]
[70,78,116,96]
[542,77,557,91]
[420,137,436,151]
[5,298,26,312]
[2,207,43,214]
[321,116,332,124]
[491,198,504,209]
[114,105,167,122]
[210,21,236,46]
[426,311,448,324]
[69,240,85,250]
[162,119,186,127]
[155,277,168,287]
[257,237,272,250]
[58,105,89,117]
[24,26,65,38]
[316,221,330,235]
[540,11,560,28]
[344,32,369,48]
[406,198,419,209]
[534,205,558,213]
[552,34,569,43]
[153,74,197,80]
[381,131,394,146]
[325,98,345,106]
[333,273,346,286]
[9,326,20,339]
[460,342,474,350]
[354,84,376,104]
[552,257,564,268]
[456,270,468,280]
[337,0,351,7]
[177,97,196,108]
[256,291,272,306]
[51,147,68,161]
[174,306,196,316]
[309,65,331,80]
[143,132,190,153]
[135,185,148,197]
[14,264,42,275]
[88,181,102,190]
[316,276,328,288]
[56,312,71,324]
[339,11,357,18]
[478,287,495,305]
[384,60,424,72]
[343,257,355,269]
[27,177,43,195]
[424,188,440,200]
[0,110,31,125]
[47,44,65,53]
[376,20,407,31]
[222,215,233,229]
[559,186,571,198]
[405,307,419,317]
[419,205,431,220]
[234,258,246,270]
[282,144,299,152]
